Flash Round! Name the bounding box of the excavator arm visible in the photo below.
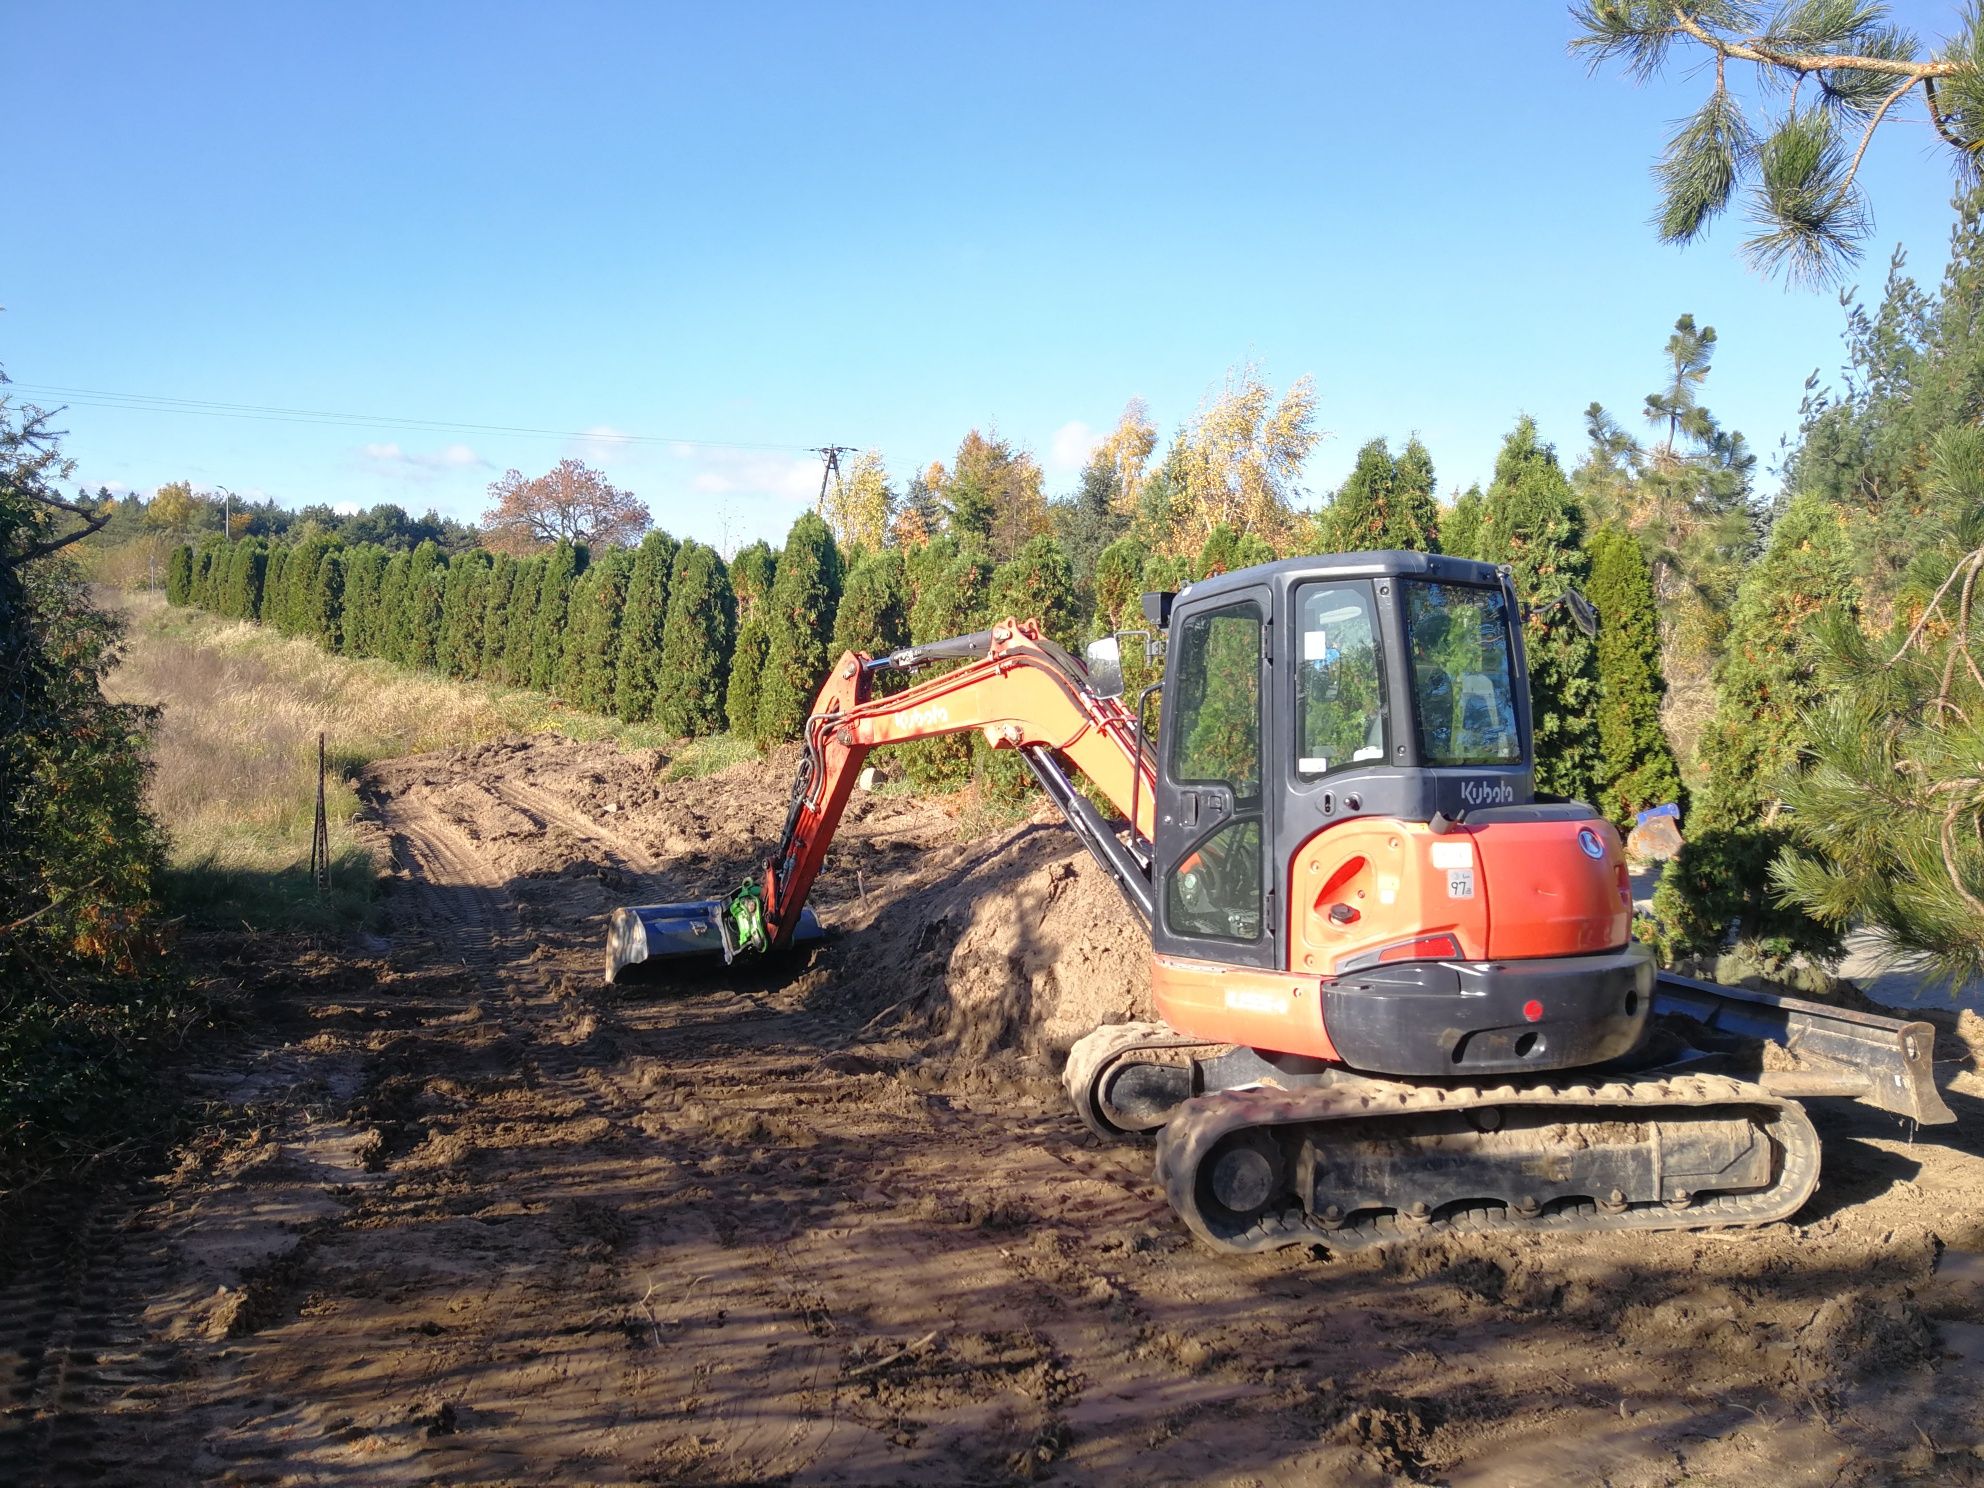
[748,618,1157,952]
[606,619,1157,980]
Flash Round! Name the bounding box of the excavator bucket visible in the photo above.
[604,898,825,984]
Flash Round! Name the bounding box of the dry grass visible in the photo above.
[105,591,674,931]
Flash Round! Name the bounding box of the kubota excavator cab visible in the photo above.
[1139,550,1651,1081]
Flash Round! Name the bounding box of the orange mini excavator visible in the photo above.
[607,550,1952,1253]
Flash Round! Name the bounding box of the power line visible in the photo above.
[3,381,818,454]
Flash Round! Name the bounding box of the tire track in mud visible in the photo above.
[367,769,852,1472]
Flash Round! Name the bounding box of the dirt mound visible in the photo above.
[365,733,1153,1072]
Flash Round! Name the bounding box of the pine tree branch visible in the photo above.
[1669,8,1961,81]
[1840,74,1926,200]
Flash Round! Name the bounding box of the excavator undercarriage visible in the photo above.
[606,548,1956,1255]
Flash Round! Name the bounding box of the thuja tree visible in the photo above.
[265,545,290,626]
[831,549,910,659]
[719,539,775,737]
[478,554,519,680]
[562,546,632,713]
[1315,436,1441,553]
[376,551,411,657]
[1475,418,1601,804]
[165,544,193,605]
[528,540,585,691]
[499,555,544,686]
[656,542,735,737]
[1650,490,1859,963]
[902,539,993,788]
[988,534,1078,646]
[307,549,345,650]
[1586,521,1682,825]
[1093,536,1149,635]
[397,540,447,670]
[980,535,1081,798]
[612,529,679,723]
[438,549,491,679]
[340,544,389,657]
[755,513,844,747]
[1774,427,1984,985]
[221,539,264,620]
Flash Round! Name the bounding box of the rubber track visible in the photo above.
[1061,1022,1224,1140]
[1153,1073,1823,1254]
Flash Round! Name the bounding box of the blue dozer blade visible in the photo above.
[605,899,827,984]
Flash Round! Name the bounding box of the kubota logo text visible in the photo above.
[1460,778,1516,808]
[894,704,951,733]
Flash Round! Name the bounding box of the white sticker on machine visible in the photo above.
[1447,867,1476,899]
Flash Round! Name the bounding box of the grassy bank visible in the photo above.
[106,591,713,932]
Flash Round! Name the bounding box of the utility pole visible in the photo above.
[811,446,854,515]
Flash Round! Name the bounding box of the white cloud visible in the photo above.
[670,444,822,504]
[359,441,489,474]
[332,502,360,516]
[568,425,639,467]
[1048,419,1100,480]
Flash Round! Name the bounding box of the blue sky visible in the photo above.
[4,2,1971,550]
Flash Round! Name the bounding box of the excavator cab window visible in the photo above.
[1294,580,1386,777]
[1162,599,1265,943]
[1402,581,1520,766]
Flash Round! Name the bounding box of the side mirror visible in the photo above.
[1565,589,1599,638]
[1084,635,1126,700]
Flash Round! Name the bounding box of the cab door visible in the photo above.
[1152,587,1277,970]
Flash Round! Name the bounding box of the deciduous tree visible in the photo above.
[480,460,649,555]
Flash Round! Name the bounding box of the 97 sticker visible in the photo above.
[1446,867,1475,899]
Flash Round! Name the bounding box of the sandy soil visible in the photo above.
[6,731,1984,1486]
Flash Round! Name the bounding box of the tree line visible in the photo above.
[159,178,1984,986]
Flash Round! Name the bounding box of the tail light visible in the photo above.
[1336,933,1463,973]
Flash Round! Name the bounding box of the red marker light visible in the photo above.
[1521,999,1545,1023]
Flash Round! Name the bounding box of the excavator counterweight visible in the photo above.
[605,549,1953,1253]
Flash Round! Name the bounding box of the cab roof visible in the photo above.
[1174,549,1504,608]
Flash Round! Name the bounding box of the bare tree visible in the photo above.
[480,459,650,555]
